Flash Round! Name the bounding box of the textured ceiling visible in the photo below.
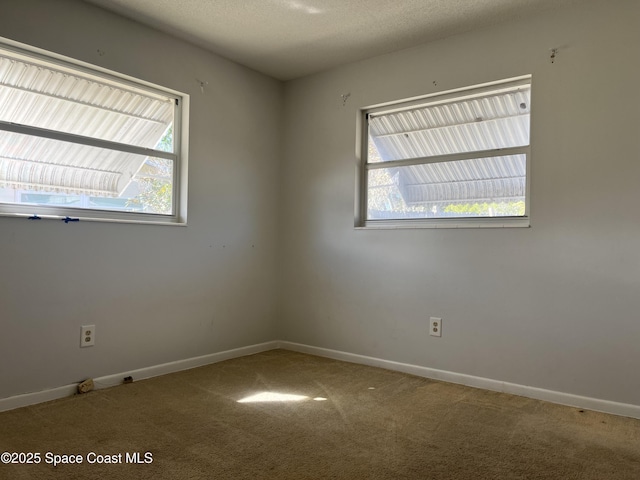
[83,0,578,80]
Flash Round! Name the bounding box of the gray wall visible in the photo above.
[0,0,282,398]
[279,0,640,406]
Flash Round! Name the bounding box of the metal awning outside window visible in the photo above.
[0,47,175,197]
[367,82,530,210]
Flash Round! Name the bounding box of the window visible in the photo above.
[357,76,531,228]
[0,38,188,224]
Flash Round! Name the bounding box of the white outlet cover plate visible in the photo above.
[429,317,442,337]
[81,325,95,347]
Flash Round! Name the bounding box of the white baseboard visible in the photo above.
[0,341,279,413]
[3,339,639,420]
[278,341,640,420]
[0,384,80,413]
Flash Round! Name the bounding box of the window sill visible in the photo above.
[0,212,187,226]
[356,217,530,229]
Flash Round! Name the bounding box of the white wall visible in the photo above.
[279,0,640,406]
[0,0,282,398]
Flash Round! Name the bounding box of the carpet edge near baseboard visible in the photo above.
[278,341,640,420]
[2,339,639,420]
[0,341,279,413]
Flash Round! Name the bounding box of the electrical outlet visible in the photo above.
[81,325,95,347]
[429,317,442,337]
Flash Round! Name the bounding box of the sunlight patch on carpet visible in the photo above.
[238,392,309,403]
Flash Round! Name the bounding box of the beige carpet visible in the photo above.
[0,349,639,479]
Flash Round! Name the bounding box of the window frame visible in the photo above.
[0,36,189,226]
[356,76,531,229]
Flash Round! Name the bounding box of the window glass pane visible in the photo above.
[0,49,174,151]
[0,130,174,215]
[367,155,526,220]
[368,88,530,163]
